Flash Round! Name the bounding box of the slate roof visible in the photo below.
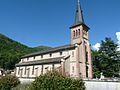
[75,0,84,25]
[22,44,76,58]
[16,57,63,66]
[70,0,89,29]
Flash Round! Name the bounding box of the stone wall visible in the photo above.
[85,80,120,90]
[19,78,120,90]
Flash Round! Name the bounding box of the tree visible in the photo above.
[0,34,51,70]
[92,37,120,78]
[92,50,101,78]
[30,71,85,90]
[0,75,20,90]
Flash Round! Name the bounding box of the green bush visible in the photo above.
[0,75,20,90]
[12,84,30,90]
[30,71,85,90]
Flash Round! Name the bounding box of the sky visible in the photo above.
[0,0,120,49]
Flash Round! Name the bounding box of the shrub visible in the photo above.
[12,84,30,90]
[30,71,85,90]
[0,75,20,90]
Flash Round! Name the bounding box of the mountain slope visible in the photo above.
[0,33,51,70]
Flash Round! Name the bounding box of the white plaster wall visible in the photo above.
[16,49,79,79]
[35,56,41,60]
[19,78,35,84]
[85,81,120,90]
[21,58,27,62]
[54,64,61,68]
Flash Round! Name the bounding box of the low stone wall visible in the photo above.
[19,78,120,90]
[85,80,120,90]
[19,78,35,84]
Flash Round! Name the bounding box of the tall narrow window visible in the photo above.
[86,52,88,62]
[72,66,74,73]
[86,66,88,78]
[32,66,34,75]
[85,45,88,63]
[20,69,23,78]
[35,68,38,77]
[24,67,27,75]
[18,67,20,75]
[76,30,78,37]
[41,55,43,58]
[27,57,29,61]
[52,64,54,71]
[73,31,75,38]
[60,52,62,56]
[78,29,80,36]
[72,51,74,57]
[33,56,36,60]
[49,53,52,57]
[27,68,30,78]
[41,65,43,74]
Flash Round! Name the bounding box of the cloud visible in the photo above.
[116,32,120,51]
[92,32,120,51]
[116,32,120,44]
[92,43,101,51]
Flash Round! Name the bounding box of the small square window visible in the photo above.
[60,52,62,55]
[50,53,52,57]
[41,55,43,58]
[33,56,36,59]
[27,57,29,60]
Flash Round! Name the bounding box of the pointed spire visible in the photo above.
[74,0,84,25]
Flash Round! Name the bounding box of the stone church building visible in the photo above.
[15,0,93,80]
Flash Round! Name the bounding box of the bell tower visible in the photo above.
[70,0,93,79]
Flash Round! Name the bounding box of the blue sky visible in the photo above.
[0,0,120,49]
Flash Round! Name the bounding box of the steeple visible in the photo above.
[70,0,93,79]
[70,0,89,29]
[75,0,84,25]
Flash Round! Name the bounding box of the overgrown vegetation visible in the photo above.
[29,71,85,90]
[0,75,20,90]
[0,33,51,70]
[92,37,120,78]
[12,71,85,90]
[12,84,30,90]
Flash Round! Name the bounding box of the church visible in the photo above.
[15,0,93,80]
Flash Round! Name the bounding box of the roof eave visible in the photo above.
[70,23,90,30]
[21,44,76,58]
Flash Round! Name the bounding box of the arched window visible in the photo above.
[78,29,80,36]
[73,31,75,38]
[76,30,78,37]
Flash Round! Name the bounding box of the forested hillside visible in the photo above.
[0,33,51,70]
